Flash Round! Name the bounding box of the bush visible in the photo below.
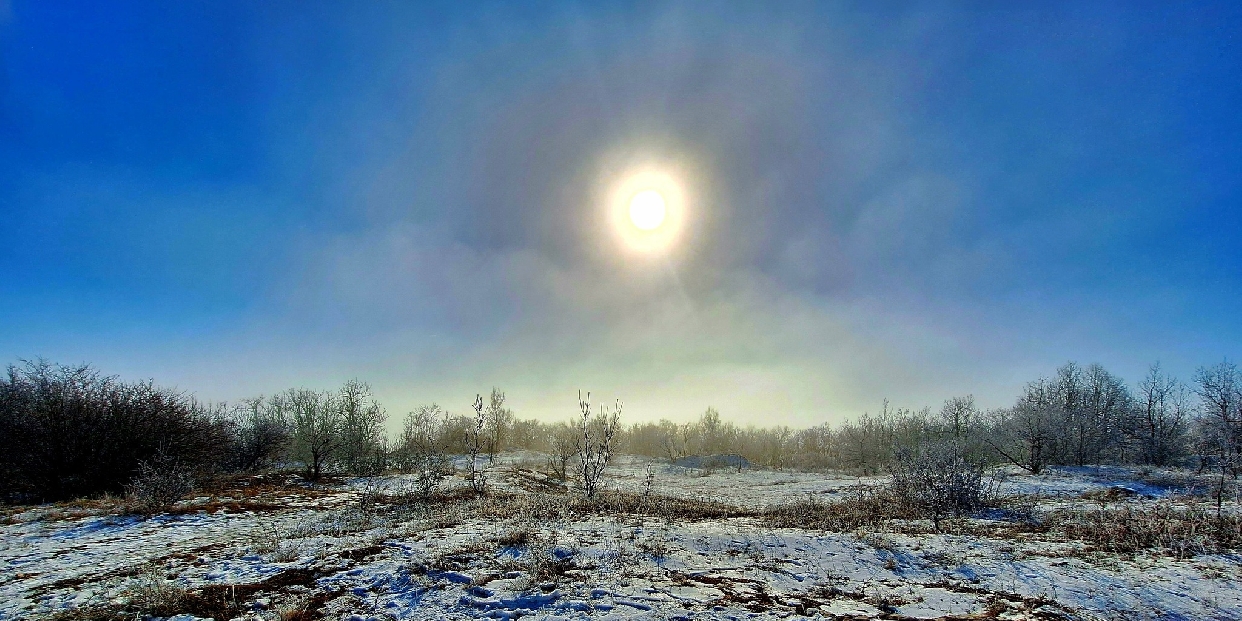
[888,441,995,527]
[127,453,195,511]
[0,359,230,503]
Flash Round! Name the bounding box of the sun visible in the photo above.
[607,169,687,254]
[628,190,666,230]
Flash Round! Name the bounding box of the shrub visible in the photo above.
[125,567,189,616]
[0,359,230,503]
[127,453,195,511]
[576,392,621,499]
[888,441,996,528]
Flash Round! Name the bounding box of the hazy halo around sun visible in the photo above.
[629,190,666,230]
[607,168,687,255]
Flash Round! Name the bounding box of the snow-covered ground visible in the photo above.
[3,455,1240,620]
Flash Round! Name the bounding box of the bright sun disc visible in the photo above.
[629,190,666,230]
[606,167,687,254]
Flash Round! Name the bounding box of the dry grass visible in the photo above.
[521,534,576,589]
[763,486,920,532]
[404,487,752,528]
[1045,500,1242,558]
[4,472,327,526]
[38,566,328,621]
[496,525,535,548]
[634,532,671,562]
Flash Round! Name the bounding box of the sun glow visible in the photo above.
[608,169,687,254]
[628,190,667,230]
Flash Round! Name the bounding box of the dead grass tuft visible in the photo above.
[418,488,751,528]
[1045,500,1242,558]
[497,525,534,548]
[39,566,328,621]
[763,486,920,532]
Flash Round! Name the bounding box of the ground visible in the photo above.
[2,454,1240,620]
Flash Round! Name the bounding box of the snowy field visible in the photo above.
[3,454,1240,620]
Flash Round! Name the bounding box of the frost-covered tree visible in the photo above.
[336,380,387,476]
[577,391,621,499]
[1195,361,1242,477]
[398,403,451,496]
[484,387,513,458]
[287,389,341,480]
[1125,364,1189,466]
[989,380,1060,474]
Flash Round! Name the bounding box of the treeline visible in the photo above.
[378,360,1237,478]
[2,357,1240,504]
[618,362,1236,477]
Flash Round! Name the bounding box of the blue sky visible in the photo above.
[2,2,1240,426]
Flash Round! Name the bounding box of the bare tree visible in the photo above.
[765,425,795,470]
[1195,361,1242,477]
[658,420,691,463]
[1046,363,1130,466]
[989,380,1059,475]
[576,391,621,499]
[1126,363,1189,466]
[789,424,832,470]
[398,403,451,497]
[288,389,340,480]
[697,407,723,455]
[508,417,541,451]
[989,363,1130,470]
[466,394,487,494]
[227,396,290,472]
[838,403,902,474]
[336,380,387,476]
[485,387,514,461]
[939,395,977,441]
[547,422,577,482]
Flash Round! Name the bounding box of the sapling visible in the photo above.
[467,394,487,494]
[577,391,621,499]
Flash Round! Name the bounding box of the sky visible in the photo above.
[2,1,1241,429]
